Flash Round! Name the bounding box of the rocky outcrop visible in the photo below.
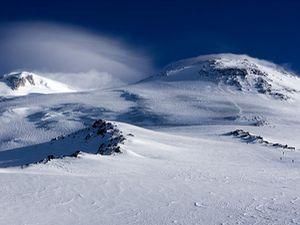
[29,120,126,166]
[90,119,125,155]
[2,72,35,90]
[158,54,299,100]
[226,129,296,150]
[196,60,293,100]
[0,71,76,95]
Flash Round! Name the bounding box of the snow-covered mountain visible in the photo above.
[0,71,76,96]
[149,54,300,100]
[0,54,300,225]
[113,54,299,128]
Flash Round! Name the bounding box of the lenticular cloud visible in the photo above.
[0,22,153,89]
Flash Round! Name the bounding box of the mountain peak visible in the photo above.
[2,71,38,90]
[0,71,76,96]
[155,54,300,100]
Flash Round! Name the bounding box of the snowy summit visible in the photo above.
[154,54,300,100]
[0,71,76,96]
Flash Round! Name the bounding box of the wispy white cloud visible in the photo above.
[0,22,154,89]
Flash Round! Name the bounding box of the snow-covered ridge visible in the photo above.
[155,54,300,100]
[0,119,126,168]
[0,71,76,96]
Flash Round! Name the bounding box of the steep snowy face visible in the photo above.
[156,54,300,100]
[0,71,76,96]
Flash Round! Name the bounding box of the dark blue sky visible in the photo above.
[1,0,300,71]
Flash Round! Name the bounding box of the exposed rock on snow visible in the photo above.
[155,54,300,100]
[239,115,269,127]
[227,129,296,150]
[0,119,126,168]
[36,151,81,165]
[0,71,76,96]
[22,120,125,166]
[4,73,36,90]
[39,119,125,163]
[48,119,125,158]
[90,119,125,155]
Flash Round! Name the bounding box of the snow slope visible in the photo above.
[0,54,300,225]
[0,71,76,96]
[0,122,299,225]
[120,54,300,127]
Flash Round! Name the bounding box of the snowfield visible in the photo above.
[0,54,299,225]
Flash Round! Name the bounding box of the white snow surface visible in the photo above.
[0,54,300,225]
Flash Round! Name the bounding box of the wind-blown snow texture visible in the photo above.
[0,54,300,225]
